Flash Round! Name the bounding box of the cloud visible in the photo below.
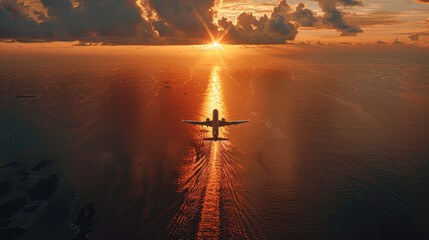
[291,3,319,27]
[414,0,429,4]
[393,38,403,45]
[42,0,153,38]
[408,33,419,41]
[311,0,363,36]
[0,0,43,39]
[218,12,298,44]
[271,2,320,27]
[337,0,363,6]
[269,0,362,35]
[216,0,363,44]
[419,17,429,28]
[144,0,218,38]
[415,31,429,36]
[344,12,400,27]
[0,0,159,43]
[0,0,363,45]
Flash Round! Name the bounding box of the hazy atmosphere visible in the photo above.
[1,0,429,240]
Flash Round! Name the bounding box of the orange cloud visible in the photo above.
[344,12,401,26]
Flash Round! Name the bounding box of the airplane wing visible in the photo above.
[219,120,249,127]
[182,120,212,127]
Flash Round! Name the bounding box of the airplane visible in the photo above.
[182,109,249,141]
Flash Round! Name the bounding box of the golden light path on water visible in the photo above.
[169,66,245,239]
[197,66,224,239]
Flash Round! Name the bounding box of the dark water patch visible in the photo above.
[71,203,96,240]
[0,162,19,169]
[20,177,28,183]
[19,171,29,176]
[0,182,13,199]
[0,219,11,228]
[22,205,39,213]
[0,196,28,219]
[26,175,58,201]
[30,160,52,171]
[0,227,27,240]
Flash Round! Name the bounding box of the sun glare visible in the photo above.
[212,42,223,49]
[199,42,224,50]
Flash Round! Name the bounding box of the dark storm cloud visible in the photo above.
[217,0,363,44]
[272,1,320,27]
[0,0,363,45]
[1,0,159,44]
[337,0,362,6]
[0,0,40,38]
[271,0,362,35]
[0,0,24,19]
[152,20,178,38]
[414,0,429,4]
[311,0,363,36]
[291,3,319,27]
[322,7,362,36]
[265,0,362,35]
[33,10,48,21]
[39,0,155,40]
[218,11,298,44]
[145,0,218,38]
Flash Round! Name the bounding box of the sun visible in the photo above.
[211,42,223,49]
[199,42,224,50]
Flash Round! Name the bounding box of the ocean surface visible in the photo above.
[1,46,428,239]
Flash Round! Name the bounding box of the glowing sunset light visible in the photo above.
[1,0,429,238]
[198,42,224,50]
[211,42,223,49]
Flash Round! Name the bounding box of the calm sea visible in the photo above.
[1,47,428,239]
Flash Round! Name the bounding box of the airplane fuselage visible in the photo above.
[182,108,248,141]
[212,109,219,138]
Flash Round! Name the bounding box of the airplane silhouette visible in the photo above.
[182,109,249,141]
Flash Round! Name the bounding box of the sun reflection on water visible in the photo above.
[170,66,245,239]
[196,42,225,50]
[197,66,226,239]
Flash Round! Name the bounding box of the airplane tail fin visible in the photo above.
[203,137,229,141]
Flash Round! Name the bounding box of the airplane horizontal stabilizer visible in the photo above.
[203,137,229,141]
